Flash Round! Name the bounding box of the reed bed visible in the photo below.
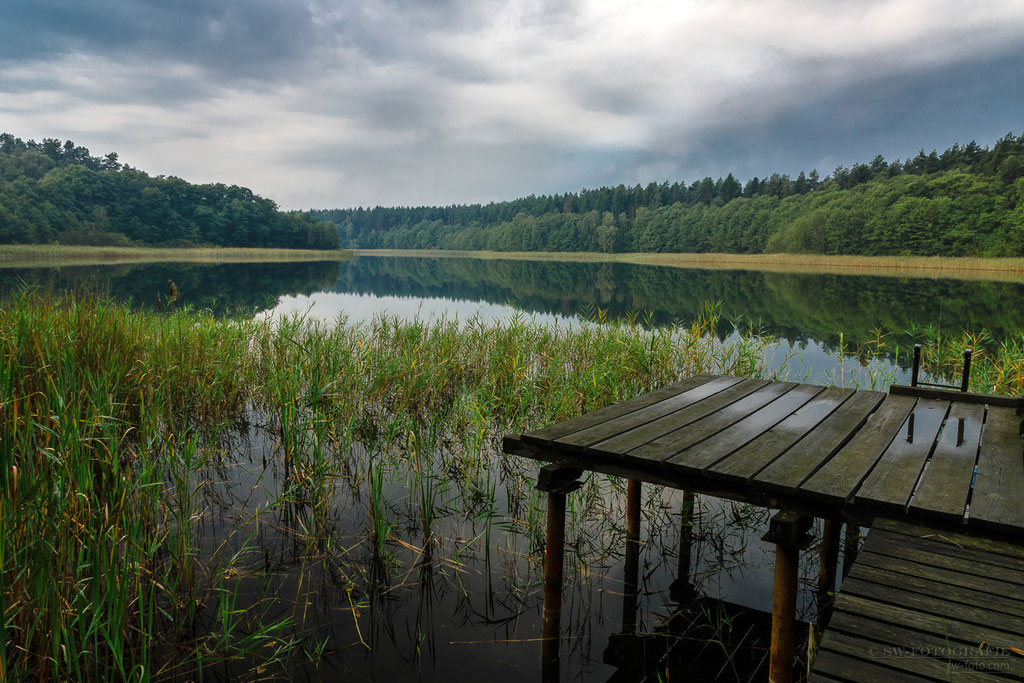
[1,291,1022,680]
[0,245,352,269]
[354,249,1024,282]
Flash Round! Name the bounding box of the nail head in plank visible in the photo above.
[854,399,950,512]
[908,402,985,523]
[709,386,855,482]
[521,374,715,445]
[969,406,1024,535]
[801,394,918,504]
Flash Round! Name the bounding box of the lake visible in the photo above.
[4,253,1023,680]
[7,253,1024,385]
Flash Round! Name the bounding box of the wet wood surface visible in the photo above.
[509,375,1024,682]
[811,518,1024,681]
[511,375,1023,534]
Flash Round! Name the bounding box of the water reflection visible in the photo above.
[5,256,1023,354]
[8,253,1022,389]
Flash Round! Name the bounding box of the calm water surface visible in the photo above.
[5,255,1023,680]
[8,254,1024,383]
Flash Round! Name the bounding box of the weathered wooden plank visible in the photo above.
[586,377,767,456]
[824,611,1018,680]
[801,395,918,504]
[870,517,1024,560]
[551,375,746,451]
[812,649,933,682]
[839,575,1024,636]
[854,399,950,512]
[890,384,1022,408]
[754,390,887,495]
[833,593,1024,663]
[817,630,996,683]
[909,402,985,523]
[854,550,1024,601]
[969,405,1024,535]
[865,528,1024,572]
[663,383,825,474]
[521,374,715,445]
[863,533,1024,586]
[847,562,1024,619]
[708,387,855,482]
[625,381,797,465]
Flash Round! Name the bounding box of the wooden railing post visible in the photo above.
[537,464,583,682]
[764,510,813,683]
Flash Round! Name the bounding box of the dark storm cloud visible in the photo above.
[0,0,322,80]
[628,46,1024,189]
[2,0,1023,208]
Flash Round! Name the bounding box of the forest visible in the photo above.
[0,134,339,250]
[315,133,1024,257]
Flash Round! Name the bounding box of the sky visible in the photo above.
[1,0,1023,210]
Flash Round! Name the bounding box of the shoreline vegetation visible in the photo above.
[320,134,1024,259]
[2,291,1023,678]
[354,249,1024,282]
[1,133,339,250]
[0,245,353,268]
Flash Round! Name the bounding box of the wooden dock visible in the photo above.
[812,518,1024,681]
[503,374,1024,682]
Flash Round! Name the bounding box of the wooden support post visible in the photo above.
[764,510,812,683]
[670,490,697,602]
[537,464,583,681]
[817,519,841,627]
[842,524,861,579]
[622,479,642,633]
[807,518,842,675]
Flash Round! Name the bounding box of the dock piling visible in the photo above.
[765,510,812,683]
[537,464,583,679]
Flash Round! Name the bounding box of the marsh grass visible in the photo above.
[1,290,1022,680]
[353,249,1024,283]
[0,245,352,269]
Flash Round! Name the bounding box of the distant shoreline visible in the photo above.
[0,245,353,268]
[6,245,1024,282]
[353,249,1024,282]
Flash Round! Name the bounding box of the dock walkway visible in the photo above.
[812,518,1024,682]
[503,374,1024,682]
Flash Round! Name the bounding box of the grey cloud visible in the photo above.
[633,47,1024,188]
[3,0,1023,210]
[0,0,323,79]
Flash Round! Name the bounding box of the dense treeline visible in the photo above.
[316,134,1024,256]
[0,133,339,249]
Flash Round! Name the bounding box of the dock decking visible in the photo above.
[812,518,1024,682]
[503,373,1024,682]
